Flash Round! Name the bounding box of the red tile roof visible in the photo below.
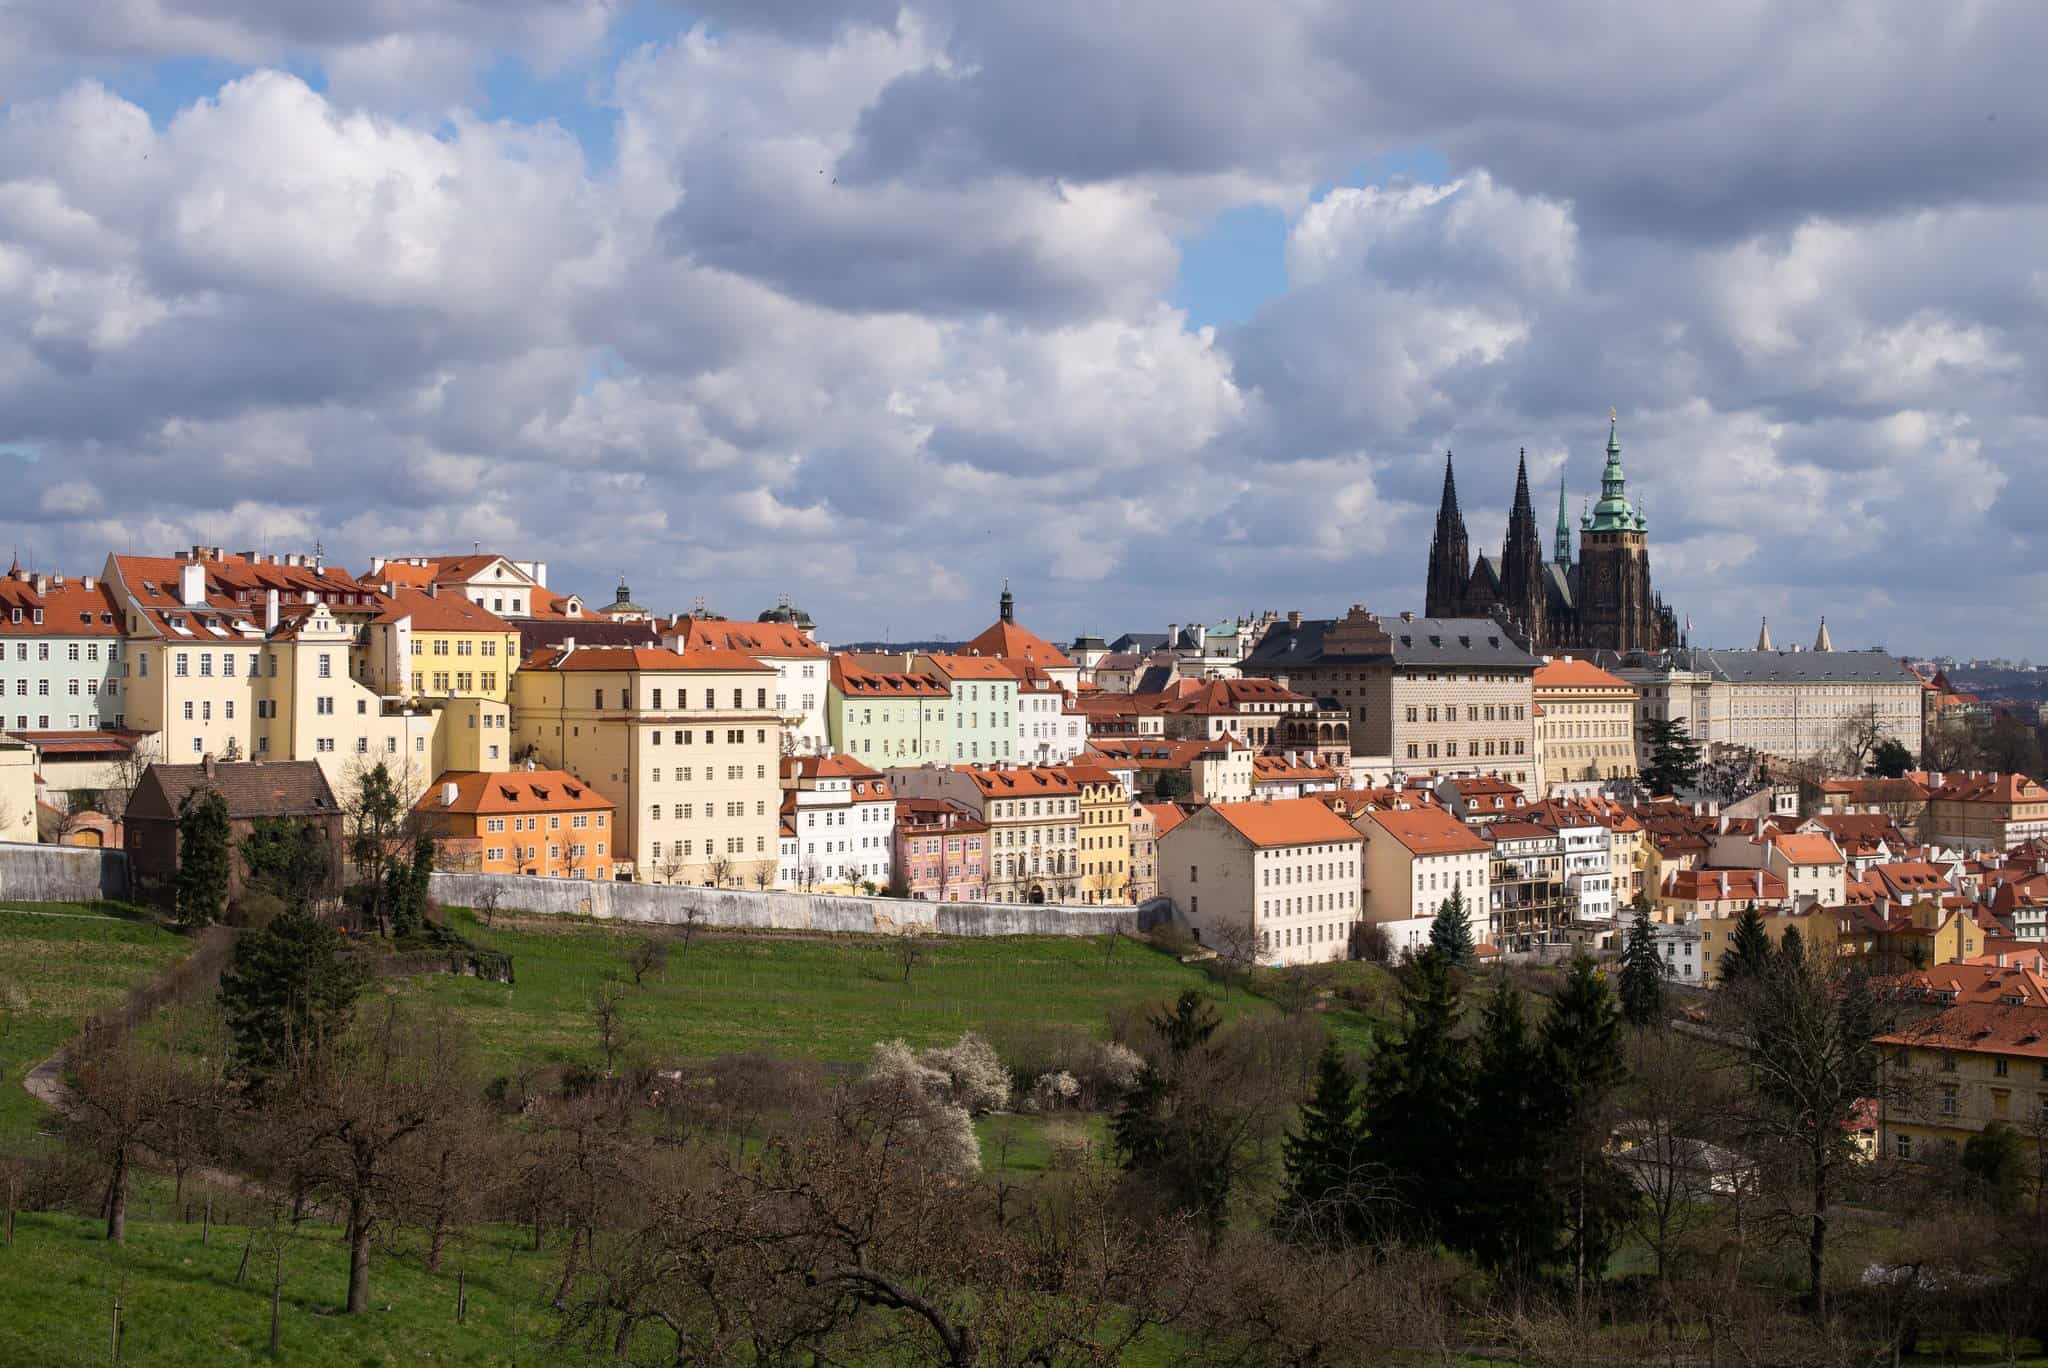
[1207,797,1363,849]
[674,618,825,659]
[0,574,124,637]
[419,769,614,816]
[1877,1002,2048,1061]
[1532,658,1634,691]
[525,645,771,673]
[372,587,515,633]
[963,618,1074,669]
[831,656,949,696]
[1770,833,1846,866]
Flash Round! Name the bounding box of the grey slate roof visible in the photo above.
[1110,632,1169,653]
[1244,615,1538,672]
[1606,646,1919,685]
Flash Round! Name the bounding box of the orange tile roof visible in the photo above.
[675,617,825,659]
[1770,833,1846,866]
[418,769,614,816]
[1890,962,2048,1007]
[831,657,949,696]
[1206,797,1363,849]
[961,766,1080,797]
[1144,802,1188,837]
[789,753,883,780]
[1057,762,1128,789]
[1871,861,1949,899]
[1532,657,1634,691]
[525,645,771,673]
[1361,806,1491,857]
[0,574,123,637]
[964,618,1074,669]
[921,652,1018,680]
[1930,772,2048,806]
[1877,1002,2048,1060]
[1665,868,1787,902]
[371,587,515,633]
[1252,755,1338,782]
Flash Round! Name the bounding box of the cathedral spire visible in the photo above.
[1586,408,1636,533]
[1500,447,1546,642]
[1554,480,1571,566]
[1756,616,1774,652]
[1424,450,1472,618]
[1814,616,1833,652]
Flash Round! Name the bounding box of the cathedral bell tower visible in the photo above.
[1576,411,1662,651]
[1424,451,1471,619]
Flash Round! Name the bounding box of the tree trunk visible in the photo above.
[270,1272,284,1353]
[345,1198,373,1314]
[531,1204,545,1252]
[553,1225,584,1310]
[1808,1147,1828,1319]
[105,1149,128,1245]
[428,1209,448,1273]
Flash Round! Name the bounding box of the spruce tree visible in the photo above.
[1277,1039,1371,1243]
[1428,882,1476,968]
[1541,955,1629,1301]
[1779,922,1806,964]
[1720,906,1774,985]
[218,907,368,1081]
[174,789,232,929]
[1363,950,1470,1240]
[1464,980,1559,1279]
[1638,718,1703,796]
[1617,899,1666,1026]
[384,857,418,940]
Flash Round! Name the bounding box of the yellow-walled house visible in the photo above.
[0,738,38,842]
[361,587,522,705]
[1063,762,1134,904]
[512,643,783,885]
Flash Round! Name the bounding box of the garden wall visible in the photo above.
[0,843,128,903]
[429,870,1173,939]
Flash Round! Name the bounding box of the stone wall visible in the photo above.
[430,870,1172,938]
[0,843,129,903]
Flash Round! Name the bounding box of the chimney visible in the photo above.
[82,576,94,591]
[1287,609,1303,629]
[178,561,206,607]
[264,589,280,632]
[370,556,386,575]
[202,752,217,779]
[440,780,459,807]
[1400,610,1415,622]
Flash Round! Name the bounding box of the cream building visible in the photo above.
[1241,606,1540,789]
[1533,656,1638,792]
[512,643,783,885]
[670,618,831,757]
[1158,797,1365,966]
[0,738,37,842]
[1353,803,1491,954]
[1617,639,1923,766]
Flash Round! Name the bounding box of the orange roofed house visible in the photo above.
[891,798,990,902]
[1876,1000,2048,1159]
[779,754,896,892]
[1923,772,2048,853]
[416,769,616,880]
[885,764,1081,903]
[1353,803,1492,956]
[1158,797,1364,966]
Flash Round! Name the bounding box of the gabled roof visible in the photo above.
[1360,806,1490,857]
[0,574,124,637]
[1877,1002,2048,1060]
[1664,868,1786,902]
[1205,797,1363,849]
[1769,833,1846,866]
[1929,772,2048,806]
[134,760,336,820]
[372,587,515,633]
[672,617,825,659]
[921,652,1019,681]
[831,657,949,696]
[420,769,613,816]
[960,766,1079,797]
[1144,802,1188,837]
[1871,861,1949,900]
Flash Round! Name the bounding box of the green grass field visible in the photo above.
[403,909,1302,1072]
[0,1207,570,1366]
[0,902,191,1141]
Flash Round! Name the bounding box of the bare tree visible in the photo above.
[751,862,773,892]
[101,735,160,823]
[894,930,927,986]
[1212,919,1262,1000]
[707,851,735,889]
[1834,701,1890,776]
[800,858,822,893]
[654,844,686,887]
[475,884,503,930]
[65,1046,157,1244]
[590,977,636,1075]
[623,934,669,988]
[1614,1024,1735,1297]
[288,998,473,1314]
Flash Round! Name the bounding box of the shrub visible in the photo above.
[1046,1124,1094,1171]
[920,1032,1010,1116]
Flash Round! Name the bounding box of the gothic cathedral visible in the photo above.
[1424,416,1678,653]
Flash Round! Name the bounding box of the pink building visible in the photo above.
[894,797,989,901]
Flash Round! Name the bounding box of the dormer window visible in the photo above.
[30,610,40,625]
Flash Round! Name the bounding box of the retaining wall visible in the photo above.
[0,843,129,903]
[429,870,1172,938]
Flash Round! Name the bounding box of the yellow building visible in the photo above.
[0,738,38,843]
[1923,772,2048,852]
[1064,762,1133,904]
[1877,1002,2048,1159]
[511,644,783,884]
[1532,656,1638,792]
[362,587,521,704]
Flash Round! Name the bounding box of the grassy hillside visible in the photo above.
[0,903,190,1140]
[0,1209,569,1366]
[403,909,1298,1071]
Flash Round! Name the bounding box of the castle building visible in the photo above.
[1425,416,1677,654]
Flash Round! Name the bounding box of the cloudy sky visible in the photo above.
[2,3,2042,656]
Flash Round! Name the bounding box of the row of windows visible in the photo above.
[650,837,769,857]
[0,641,120,662]
[602,688,770,711]
[1406,738,1528,759]
[648,728,769,746]
[1,677,117,697]
[412,638,500,657]
[11,713,122,730]
[1262,920,1353,951]
[1408,703,1528,723]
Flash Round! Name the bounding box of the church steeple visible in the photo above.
[1756,616,1774,651]
[1500,448,1546,640]
[1585,409,1637,533]
[1814,616,1833,652]
[1553,481,1571,566]
[998,578,1015,624]
[1424,450,1471,619]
